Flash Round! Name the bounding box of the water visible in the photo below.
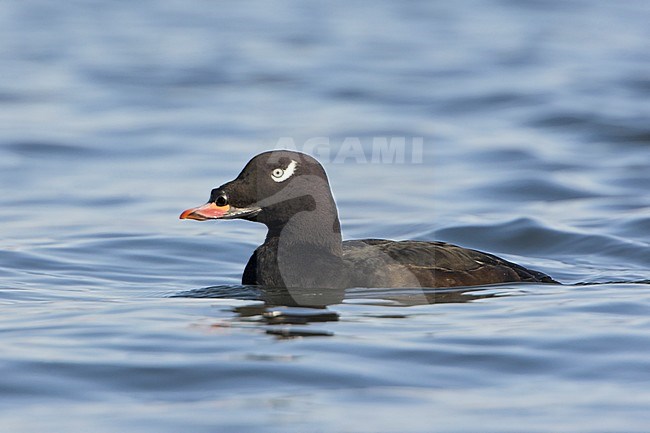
[1,0,649,431]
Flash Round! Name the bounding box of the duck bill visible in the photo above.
[179,202,261,221]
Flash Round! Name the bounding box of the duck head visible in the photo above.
[180,150,338,231]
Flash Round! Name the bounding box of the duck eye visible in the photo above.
[270,160,298,183]
[215,195,228,207]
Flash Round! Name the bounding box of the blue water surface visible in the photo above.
[1,1,649,432]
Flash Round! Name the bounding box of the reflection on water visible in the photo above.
[174,284,503,338]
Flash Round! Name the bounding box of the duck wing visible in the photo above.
[342,239,557,288]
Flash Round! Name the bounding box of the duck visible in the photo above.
[180,150,557,289]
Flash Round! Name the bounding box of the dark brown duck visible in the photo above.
[180,150,557,289]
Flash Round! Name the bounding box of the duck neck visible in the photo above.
[262,200,344,289]
[265,200,343,257]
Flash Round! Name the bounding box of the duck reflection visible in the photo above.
[174,284,503,338]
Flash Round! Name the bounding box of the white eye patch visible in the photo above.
[271,160,298,183]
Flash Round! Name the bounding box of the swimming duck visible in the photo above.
[180,150,557,289]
